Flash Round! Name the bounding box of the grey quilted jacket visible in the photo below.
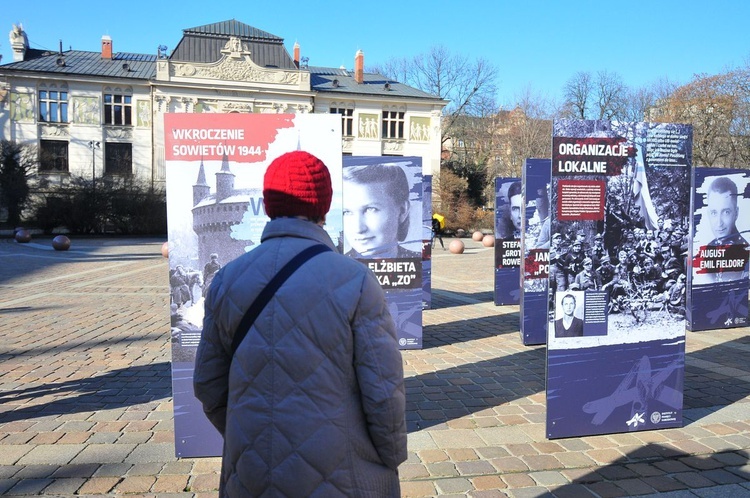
[194,217,407,497]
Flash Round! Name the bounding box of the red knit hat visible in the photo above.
[263,151,333,219]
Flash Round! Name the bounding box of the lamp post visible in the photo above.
[88,140,100,194]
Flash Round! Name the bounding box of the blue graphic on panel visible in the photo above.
[494,177,521,305]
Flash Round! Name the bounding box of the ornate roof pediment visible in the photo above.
[167,38,308,88]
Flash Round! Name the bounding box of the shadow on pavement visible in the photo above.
[547,445,750,497]
[0,362,172,424]
[406,337,750,432]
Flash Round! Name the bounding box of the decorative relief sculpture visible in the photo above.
[72,97,100,125]
[358,114,379,139]
[10,91,33,122]
[106,127,133,140]
[383,140,404,152]
[409,117,431,142]
[221,102,252,113]
[40,124,69,137]
[136,100,151,127]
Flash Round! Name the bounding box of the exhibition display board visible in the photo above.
[520,159,552,345]
[165,113,342,457]
[422,175,433,310]
[546,120,691,439]
[687,167,750,331]
[343,156,424,349]
[494,177,522,305]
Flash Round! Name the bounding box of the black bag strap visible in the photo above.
[230,244,331,357]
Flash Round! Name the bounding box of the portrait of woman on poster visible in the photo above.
[343,163,421,259]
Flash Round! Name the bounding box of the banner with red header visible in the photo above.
[165,113,342,457]
[547,120,691,439]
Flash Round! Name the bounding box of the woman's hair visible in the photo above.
[343,164,411,241]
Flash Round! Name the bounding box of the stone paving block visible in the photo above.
[435,477,473,494]
[0,479,17,495]
[584,480,629,497]
[701,467,748,484]
[502,473,536,489]
[71,443,136,464]
[640,475,689,492]
[472,475,507,490]
[400,463,430,479]
[456,459,497,476]
[426,461,459,477]
[529,470,567,486]
[691,483,750,497]
[92,462,132,477]
[114,474,157,494]
[507,486,553,497]
[0,442,35,465]
[7,477,54,495]
[124,442,176,463]
[152,474,189,493]
[613,477,658,495]
[190,472,220,492]
[17,443,85,465]
[400,479,437,497]
[41,477,86,495]
[548,483,598,497]
[49,462,99,478]
[431,428,487,448]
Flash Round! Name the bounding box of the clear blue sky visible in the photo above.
[3,0,748,107]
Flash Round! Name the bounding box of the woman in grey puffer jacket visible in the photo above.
[194,151,407,497]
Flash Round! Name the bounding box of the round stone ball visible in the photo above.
[472,230,484,241]
[482,234,495,247]
[52,235,71,251]
[449,239,465,254]
[161,242,169,258]
[14,229,31,243]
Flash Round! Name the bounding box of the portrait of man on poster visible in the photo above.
[706,177,748,246]
[497,181,522,239]
[554,292,584,338]
[698,176,750,283]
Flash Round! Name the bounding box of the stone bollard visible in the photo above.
[14,229,31,243]
[449,239,465,254]
[472,230,484,241]
[52,235,71,251]
[482,234,495,247]
[161,242,170,258]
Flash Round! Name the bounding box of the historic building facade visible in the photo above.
[0,20,446,190]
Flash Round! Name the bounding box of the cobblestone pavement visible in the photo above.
[0,236,748,497]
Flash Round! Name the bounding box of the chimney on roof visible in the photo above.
[354,49,364,84]
[293,41,300,68]
[102,35,112,59]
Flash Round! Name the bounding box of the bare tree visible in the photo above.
[562,70,629,121]
[370,45,500,143]
[562,71,592,119]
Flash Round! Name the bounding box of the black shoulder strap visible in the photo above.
[230,244,331,357]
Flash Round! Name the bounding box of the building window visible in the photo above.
[39,89,68,123]
[382,110,405,139]
[104,93,132,125]
[105,143,133,175]
[330,107,354,136]
[39,140,69,172]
